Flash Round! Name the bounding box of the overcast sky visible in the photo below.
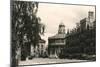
[37,3,95,45]
[37,3,95,34]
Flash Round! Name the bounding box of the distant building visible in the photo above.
[38,39,46,57]
[80,11,95,31]
[48,22,66,58]
[31,39,46,58]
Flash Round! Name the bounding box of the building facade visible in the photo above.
[80,11,95,31]
[48,23,66,58]
[30,39,46,58]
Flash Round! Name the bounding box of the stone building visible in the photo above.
[80,11,95,31]
[48,22,66,58]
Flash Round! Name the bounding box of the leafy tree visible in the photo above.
[65,19,96,59]
[11,1,45,67]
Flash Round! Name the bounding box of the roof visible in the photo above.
[48,33,66,39]
[59,22,65,27]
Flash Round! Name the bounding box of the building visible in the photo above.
[30,39,46,58]
[48,22,66,58]
[19,33,46,60]
[80,11,95,31]
[38,39,46,57]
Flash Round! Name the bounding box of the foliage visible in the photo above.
[11,1,45,67]
[63,21,96,59]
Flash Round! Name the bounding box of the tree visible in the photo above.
[11,1,45,67]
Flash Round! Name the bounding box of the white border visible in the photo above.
[0,0,99,67]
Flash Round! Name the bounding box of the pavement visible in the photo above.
[18,58,88,65]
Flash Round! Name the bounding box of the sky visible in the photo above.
[37,3,95,34]
[37,2,95,46]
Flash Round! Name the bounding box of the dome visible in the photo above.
[58,22,66,34]
[59,22,65,27]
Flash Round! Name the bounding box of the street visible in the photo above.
[18,58,88,65]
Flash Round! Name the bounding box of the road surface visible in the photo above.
[18,58,88,65]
